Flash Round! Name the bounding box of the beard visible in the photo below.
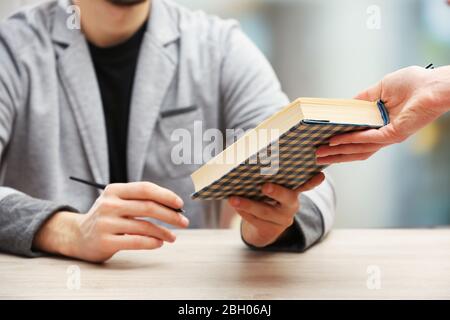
[107,0,148,6]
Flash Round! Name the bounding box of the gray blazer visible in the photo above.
[0,0,336,257]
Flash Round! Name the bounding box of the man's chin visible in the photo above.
[107,0,148,6]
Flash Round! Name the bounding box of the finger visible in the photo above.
[106,217,177,243]
[228,197,289,226]
[354,81,382,101]
[103,182,183,210]
[316,143,385,158]
[260,183,298,210]
[109,234,164,251]
[328,127,394,146]
[234,209,276,230]
[315,152,376,165]
[115,199,189,228]
[294,172,325,193]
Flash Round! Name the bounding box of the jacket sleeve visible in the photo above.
[218,21,336,251]
[0,26,77,257]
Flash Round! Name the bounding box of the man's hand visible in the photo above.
[316,65,450,165]
[228,173,325,248]
[33,182,189,263]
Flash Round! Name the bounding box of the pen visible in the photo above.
[425,63,434,69]
[69,176,186,214]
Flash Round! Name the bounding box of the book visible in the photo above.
[190,98,389,202]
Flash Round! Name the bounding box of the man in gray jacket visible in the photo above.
[0,0,336,262]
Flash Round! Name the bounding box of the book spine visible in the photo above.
[377,100,390,125]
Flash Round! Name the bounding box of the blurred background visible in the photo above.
[1,0,449,228]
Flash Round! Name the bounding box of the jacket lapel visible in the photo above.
[53,1,109,186]
[127,0,179,182]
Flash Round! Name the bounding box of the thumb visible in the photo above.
[354,81,382,102]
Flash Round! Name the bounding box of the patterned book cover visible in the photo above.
[191,102,388,201]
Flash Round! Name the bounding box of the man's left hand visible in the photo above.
[228,173,325,248]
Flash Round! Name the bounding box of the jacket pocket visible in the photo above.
[155,106,203,178]
[160,105,198,118]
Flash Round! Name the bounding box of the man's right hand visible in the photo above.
[33,182,189,263]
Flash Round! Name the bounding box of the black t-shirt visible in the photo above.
[88,21,147,183]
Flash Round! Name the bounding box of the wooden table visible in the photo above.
[0,229,449,299]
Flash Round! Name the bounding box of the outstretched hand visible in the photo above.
[316,65,450,165]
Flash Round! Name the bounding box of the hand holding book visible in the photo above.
[316,65,450,164]
[191,97,388,201]
[229,173,325,248]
